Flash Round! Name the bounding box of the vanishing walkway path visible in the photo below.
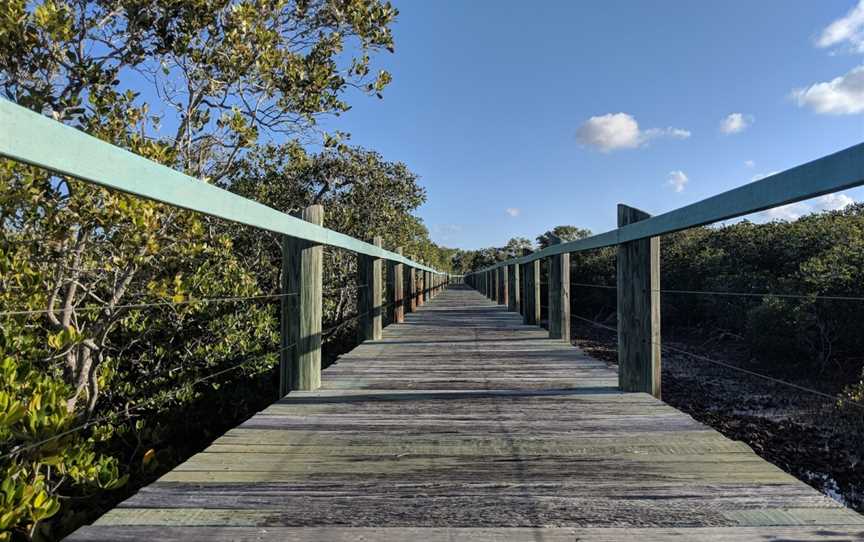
[69,286,864,541]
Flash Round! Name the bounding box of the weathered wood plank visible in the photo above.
[282,204,323,393]
[66,526,864,542]
[617,204,661,398]
[69,287,863,541]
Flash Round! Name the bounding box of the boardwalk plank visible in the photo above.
[67,286,864,541]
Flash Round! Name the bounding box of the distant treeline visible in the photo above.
[455,206,864,403]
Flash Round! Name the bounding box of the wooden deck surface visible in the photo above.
[68,286,864,541]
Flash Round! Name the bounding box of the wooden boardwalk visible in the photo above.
[68,286,864,541]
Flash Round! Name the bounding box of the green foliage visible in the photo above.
[0,0,425,539]
[536,225,592,249]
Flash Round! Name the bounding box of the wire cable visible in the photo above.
[0,343,294,460]
[0,293,298,317]
[566,281,864,302]
[568,313,864,411]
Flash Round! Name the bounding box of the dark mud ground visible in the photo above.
[571,320,864,514]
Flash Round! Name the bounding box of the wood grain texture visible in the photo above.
[357,236,383,341]
[282,204,323,393]
[408,267,417,312]
[617,204,661,398]
[548,252,570,341]
[393,247,404,323]
[507,263,518,312]
[68,287,863,541]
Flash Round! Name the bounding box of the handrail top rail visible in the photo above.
[468,141,864,275]
[0,98,443,274]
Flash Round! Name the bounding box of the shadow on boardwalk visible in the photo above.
[68,288,864,541]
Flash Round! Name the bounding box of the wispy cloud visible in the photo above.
[432,223,463,242]
[792,3,864,115]
[792,65,864,114]
[575,113,690,152]
[720,113,754,134]
[666,170,689,192]
[505,208,521,217]
[816,0,864,53]
[744,160,755,168]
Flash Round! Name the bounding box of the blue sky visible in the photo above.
[320,0,864,250]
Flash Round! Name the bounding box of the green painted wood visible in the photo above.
[283,205,324,392]
[0,99,442,275]
[393,247,405,324]
[71,288,863,541]
[617,204,661,399]
[464,141,864,277]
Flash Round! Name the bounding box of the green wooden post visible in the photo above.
[358,236,383,341]
[393,247,405,323]
[280,204,324,395]
[617,204,661,398]
[548,251,571,341]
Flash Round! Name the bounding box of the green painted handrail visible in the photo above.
[469,141,864,276]
[0,98,442,274]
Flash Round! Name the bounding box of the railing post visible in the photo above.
[508,263,519,312]
[548,250,571,341]
[493,268,499,303]
[358,236,383,342]
[499,266,508,306]
[393,247,405,323]
[408,266,417,312]
[617,204,661,398]
[280,204,323,395]
[423,270,430,303]
[522,256,539,325]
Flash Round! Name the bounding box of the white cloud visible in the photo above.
[817,0,864,53]
[760,193,855,222]
[667,170,689,193]
[720,113,754,134]
[792,65,864,114]
[432,223,463,242]
[575,113,690,152]
[505,208,521,217]
[744,160,755,168]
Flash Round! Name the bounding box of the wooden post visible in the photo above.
[280,204,323,395]
[358,236,383,342]
[408,267,417,312]
[617,204,661,399]
[521,262,531,324]
[531,260,541,324]
[416,268,423,307]
[499,266,508,306]
[548,251,571,341]
[507,263,518,312]
[423,270,430,303]
[493,269,499,303]
[393,247,405,323]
